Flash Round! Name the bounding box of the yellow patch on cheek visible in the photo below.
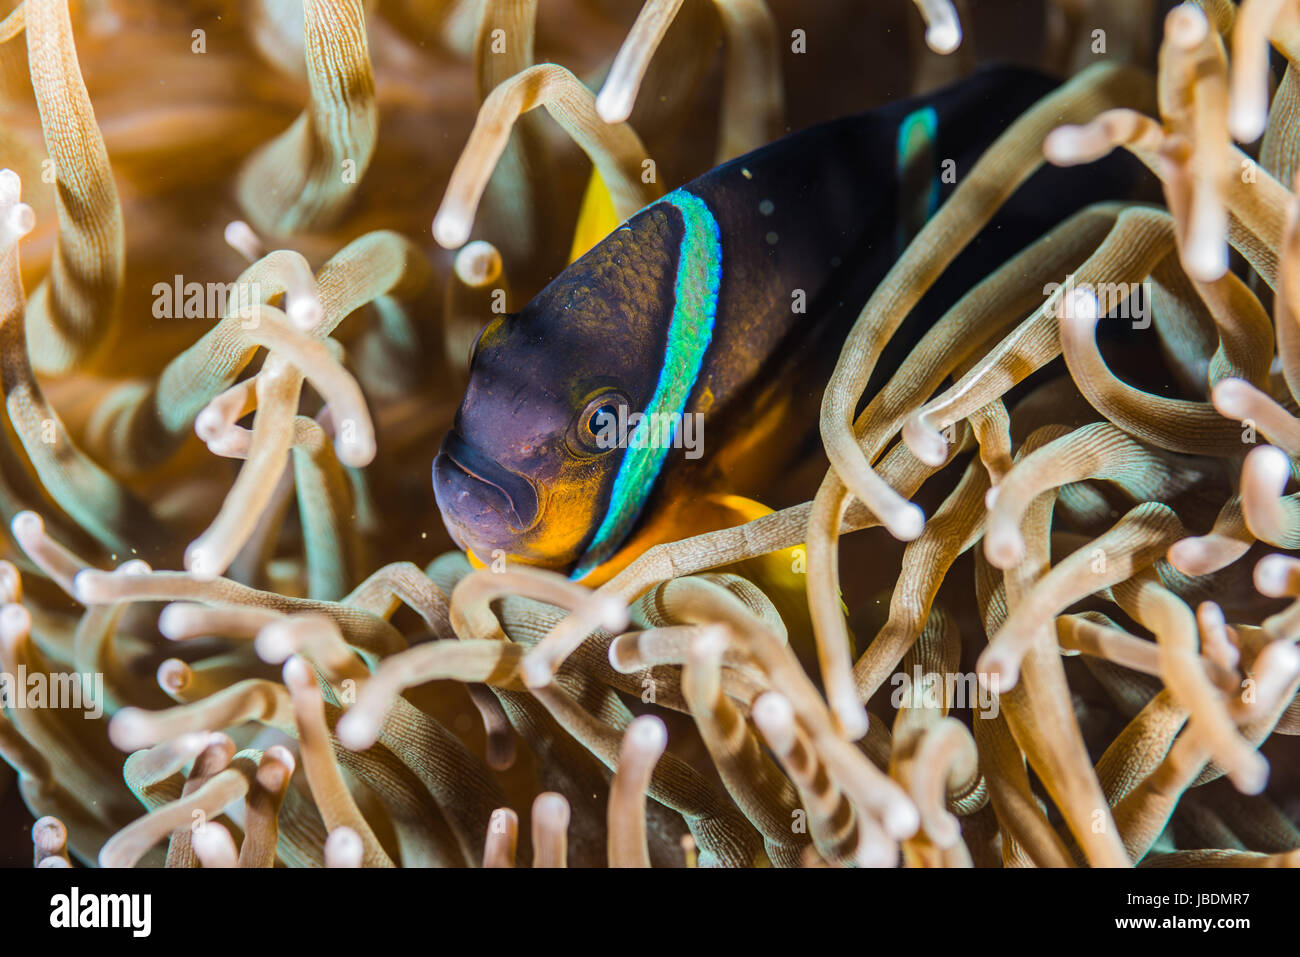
[500,466,609,566]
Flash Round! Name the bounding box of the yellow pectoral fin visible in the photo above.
[502,491,853,674]
[568,167,621,264]
[702,494,855,670]
[581,493,853,664]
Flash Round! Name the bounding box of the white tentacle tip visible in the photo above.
[1168,2,1209,47]
[903,414,950,468]
[595,86,633,125]
[1063,287,1100,325]
[751,690,793,728]
[521,654,555,690]
[71,569,108,605]
[432,212,471,251]
[750,691,796,752]
[0,167,21,201]
[533,791,570,826]
[156,658,190,693]
[1166,537,1209,576]
[108,707,151,752]
[193,405,225,443]
[1265,640,1300,673]
[1229,755,1270,797]
[157,603,190,640]
[1247,444,1291,488]
[325,827,364,868]
[223,220,264,261]
[11,510,43,540]
[453,240,503,287]
[254,621,294,664]
[281,654,314,690]
[883,798,921,841]
[265,745,296,774]
[183,544,221,582]
[286,295,324,332]
[626,714,668,755]
[191,822,238,867]
[1185,239,1229,283]
[853,837,898,868]
[336,710,377,752]
[4,202,34,240]
[32,816,66,843]
[924,20,961,55]
[1210,377,1252,418]
[977,653,1016,693]
[594,595,630,634]
[1254,553,1298,598]
[336,436,377,470]
[831,692,870,741]
[0,603,29,646]
[1043,126,1085,165]
[608,635,637,673]
[1228,105,1267,145]
[886,501,926,541]
[984,528,1025,570]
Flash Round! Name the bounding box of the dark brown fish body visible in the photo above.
[433,66,1150,580]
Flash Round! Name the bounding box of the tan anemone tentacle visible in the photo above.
[0,172,157,553]
[282,656,394,867]
[995,486,1130,867]
[433,63,660,249]
[237,0,377,234]
[852,456,989,701]
[819,63,1154,537]
[680,627,809,866]
[164,734,236,868]
[606,715,668,868]
[93,232,426,473]
[23,0,124,374]
[750,691,862,866]
[1111,570,1268,794]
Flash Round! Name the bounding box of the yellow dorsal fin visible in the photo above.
[568,167,621,264]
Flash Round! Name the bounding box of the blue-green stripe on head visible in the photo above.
[571,188,722,580]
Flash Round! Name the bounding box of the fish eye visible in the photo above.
[571,391,629,455]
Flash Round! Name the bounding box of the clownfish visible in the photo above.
[433,65,1146,586]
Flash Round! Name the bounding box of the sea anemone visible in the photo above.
[0,0,1298,869]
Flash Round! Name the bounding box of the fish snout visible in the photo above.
[432,431,541,539]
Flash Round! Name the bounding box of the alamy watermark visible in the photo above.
[50,888,150,937]
[1043,272,1152,328]
[593,407,704,460]
[0,667,104,719]
[152,275,261,324]
[890,666,1000,718]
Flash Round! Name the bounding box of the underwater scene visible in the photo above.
[0,0,1297,888]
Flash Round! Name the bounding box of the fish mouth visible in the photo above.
[432,431,540,534]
